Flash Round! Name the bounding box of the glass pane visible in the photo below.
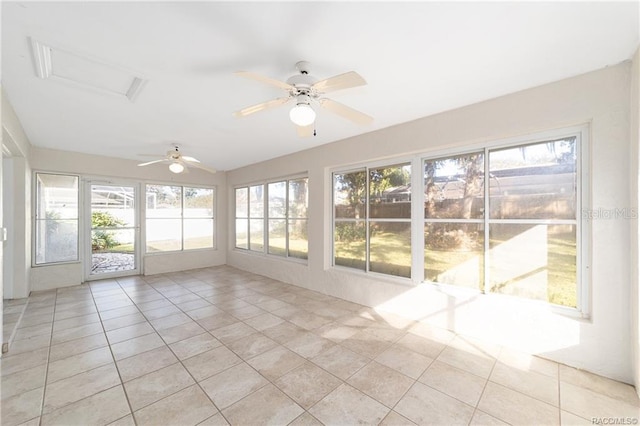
[334,221,366,270]
[268,182,286,218]
[425,222,484,289]
[369,163,411,219]
[91,229,135,275]
[235,188,248,218]
[288,219,308,260]
[35,173,79,264]
[249,185,264,218]
[146,219,181,252]
[289,178,308,219]
[489,224,577,307]
[249,219,264,252]
[35,219,78,264]
[91,186,135,227]
[184,188,214,218]
[334,170,366,219]
[489,138,577,219]
[424,153,484,219]
[36,173,79,219]
[369,222,411,278]
[146,185,182,218]
[184,219,214,250]
[235,218,248,249]
[268,219,286,256]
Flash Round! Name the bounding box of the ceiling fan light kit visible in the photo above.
[234,61,373,136]
[168,162,185,174]
[289,102,316,127]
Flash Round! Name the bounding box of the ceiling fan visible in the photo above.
[137,145,216,174]
[233,61,373,137]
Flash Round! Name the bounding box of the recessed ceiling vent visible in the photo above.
[30,38,146,102]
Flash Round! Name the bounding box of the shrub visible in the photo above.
[91,211,125,251]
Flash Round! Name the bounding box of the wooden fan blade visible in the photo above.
[234,71,293,91]
[187,161,217,174]
[138,159,167,167]
[233,97,291,118]
[319,98,373,125]
[182,156,200,163]
[312,71,366,94]
[296,124,314,138]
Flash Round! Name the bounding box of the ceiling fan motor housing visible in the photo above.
[295,94,313,106]
[286,73,318,98]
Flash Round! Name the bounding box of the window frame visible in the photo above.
[332,159,414,280]
[32,171,81,267]
[144,183,216,254]
[234,174,309,263]
[330,125,590,316]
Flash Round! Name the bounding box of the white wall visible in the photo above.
[2,157,13,299]
[2,89,33,299]
[2,156,30,298]
[630,47,640,396]
[228,62,634,383]
[29,147,227,288]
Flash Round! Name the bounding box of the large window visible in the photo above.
[268,177,309,259]
[334,163,412,278]
[146,185,214,252]
[487,139,578,307]
[34,173,79,265]
[333,131,583,310]
[234,185,264,252]
[235,177,309,260]
[424,152,485,289]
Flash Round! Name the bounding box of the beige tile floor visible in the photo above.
[1,265,639,425]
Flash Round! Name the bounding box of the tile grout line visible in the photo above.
[2,298,30,354]
[37,289,58,426]
[90,279,138,425]
[129,273,342,424]
[113,274,232,424]
[381,334,495,425]
[152,275,237,426]
[464,344,500,425]
[557,362,562,425]
[158,273,308,426]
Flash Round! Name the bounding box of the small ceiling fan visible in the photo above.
[137,145,216,174]
[233,61,373,137]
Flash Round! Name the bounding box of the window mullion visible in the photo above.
[285,180,290,258]
[484,147,490,294]
[181,187,185,251]
[412,156,424,283]
[365,168,371,273]
[262,184,266,254]
[246,189,251,250]
[263,184,268,255]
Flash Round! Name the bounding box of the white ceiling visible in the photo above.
[2,1,639,171]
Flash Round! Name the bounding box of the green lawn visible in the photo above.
[335,227,577,307]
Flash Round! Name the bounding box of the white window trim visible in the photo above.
[329,124,590,317]
[332,162,413,280]
[144,183,217,255]
[32,171,81,267]
[233,174,309,263]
